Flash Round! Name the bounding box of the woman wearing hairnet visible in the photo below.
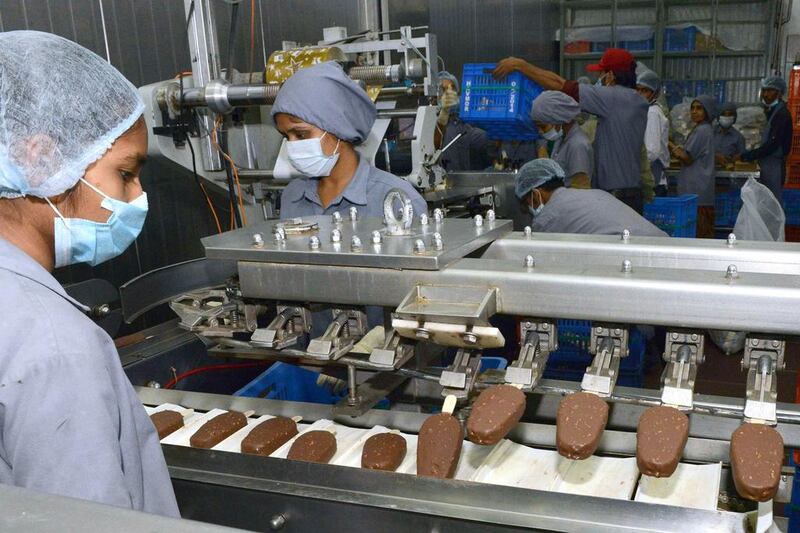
[514,159,665,237]
[0,32,178,515]
[714,102,746,168]
[669,95,717,238]
[272,62,426,219]
[530,91,593,189]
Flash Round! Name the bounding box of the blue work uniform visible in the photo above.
[742,101,793,204]
[714,126,746,158]
[0,238,179,517]
[531,187,667,237]
[280,157,427,219]
[551,125,594,187]
[440,116,489,172]
[677,123,715,206]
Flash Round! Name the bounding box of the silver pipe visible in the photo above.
[377,109,419,118]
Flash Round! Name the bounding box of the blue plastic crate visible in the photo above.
[791,467,800,532]
[664,26,698,52]
[643,194,698,237]
[694,80,727,105]
[784,189,800,225]
[591,39,654,53]
[460,63,543,141]
[715,187,743,227]
[549,320,646,372]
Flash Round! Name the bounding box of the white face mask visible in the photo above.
[718,116,735,128]
[286,131,340,177]
[542,127,562,142]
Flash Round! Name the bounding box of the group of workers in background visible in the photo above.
[435,48,793,239]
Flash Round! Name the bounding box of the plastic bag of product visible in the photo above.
[735,106,767,130]
[669,102,692,144]
[709,178,785,355]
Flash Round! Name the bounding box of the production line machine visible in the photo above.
[113,188,800,533]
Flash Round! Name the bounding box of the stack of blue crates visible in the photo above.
[664,26,699,52]
[715,186,743,228]
[784,189,800,225]
[592,38,654,53]
[664,80,727,109]
[644,194,698,237]
[460,63,543,141]
[543,320,647,387]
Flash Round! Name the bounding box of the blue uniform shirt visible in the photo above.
[280,157,427,219]
[0,238,179,517]
[714,126,746,158]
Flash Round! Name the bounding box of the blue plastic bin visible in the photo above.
[549,320,646,372]
[644,194,698,237]
[664,26,698,52]
[592,39,654,52]
[784,189,800,225]
[460,63,543,140]
[694,80,727,105]
[790,466,800,532]
[715,187,743,228]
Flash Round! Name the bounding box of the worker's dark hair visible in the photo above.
[612,66,637,89]
[538,178,565,192]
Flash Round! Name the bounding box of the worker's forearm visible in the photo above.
[434,125,444,149]
[518,63,565,91]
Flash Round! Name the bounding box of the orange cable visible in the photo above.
[198,181,223,234]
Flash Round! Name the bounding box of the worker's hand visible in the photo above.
[437,107,450,127]
[440,88,459,110]
[493,57,528,79]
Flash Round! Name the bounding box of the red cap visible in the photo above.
[586,48,635,72]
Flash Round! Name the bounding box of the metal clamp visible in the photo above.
[251,306,312,350]
[306,309,368,360]
[742,336,785,424]
[369,328,415,369]
[581,324,629,396]
[505,319,558,390]
[439,348,482,399]
[660,330,705,408]
[170,289,245,337]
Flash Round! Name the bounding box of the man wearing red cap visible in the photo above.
[494,49,649,213]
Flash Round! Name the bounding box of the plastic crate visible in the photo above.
[643,194,698,237]
[564,41,591,54]
[786,225,800,242]
[791,467,800,533]
[786,158,800,188]
[715,187,743,227]
[694,80,727,105]
[664,26,698,52]
[785,189,800,225]
[592,39,654,53]
[549,320,646,372]
[460,63,543,141]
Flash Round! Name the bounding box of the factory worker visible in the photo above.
[530,91,593,189]
[0,32,178,515]
[739,77,793,204]
[435,70,489,172]
[636,70,670,196]
[515,159,666,237]
[669,95,717,238]
[273,62,426,219]
[714,103,746,168]
[495,49,648,213]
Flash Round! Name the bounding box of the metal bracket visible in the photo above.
[581,324,629,396]
[440,348,481,399]
[505,319,558,390]
[306,308,368,360]
[660,330,705,408]
[169,289,248,337]
[251,306,312,350]
[369,328,415,369]
[742,336,785,424]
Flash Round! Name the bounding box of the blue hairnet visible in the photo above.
[0,31,144,199]
[636,70,661,93]
[272,62,377,144]
[530,91,580,124]
[438,71,459,91]
[694,95,719,121]
[515,159,566,198]
[762,76,787,95]
[719,102,738,119]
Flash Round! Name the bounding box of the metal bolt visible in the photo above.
[269,514,287,531]
[542,323,549,330]
[371,230,382,244]
[332,211,343,224]
[432,232,444,251]
[474,214,484,227]
[726,264,738,279]
[621,229,630,241]
[252,232,264,247]
[349,206,358,221]
[416,328,430,340]
[614,329,622,336]
[691,333,698,341]
[672,333,679,340]
[596,327,604,334]
[92,304,111,318]
[773,340,780,348]
[413,239,426,254]
[330,229,342,243]
[751,338,759,347]
[433,208,444,222]
[146,380,161,389]
[622,259,632,273]
[524,255,535,268]
[463,332,478,345]
[309,236,321,250]
[351,235,362,251]
[727,233,737,246]
[273,227,286,242]
[524,226,532,237]
[191,299,202,308]
[420,213,429,225]
[486,209,496,222]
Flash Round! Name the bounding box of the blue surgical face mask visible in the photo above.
[542,127,562,142]
[286,131,340,177]
[528,191,544,217]
[47,178,148,268]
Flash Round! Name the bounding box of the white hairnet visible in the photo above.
[515,159,566,198]
[0,31,145,199]
[636,70,661,93]
[438,71,459,91]
[530,91,580,124]
[761,76,787,95]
